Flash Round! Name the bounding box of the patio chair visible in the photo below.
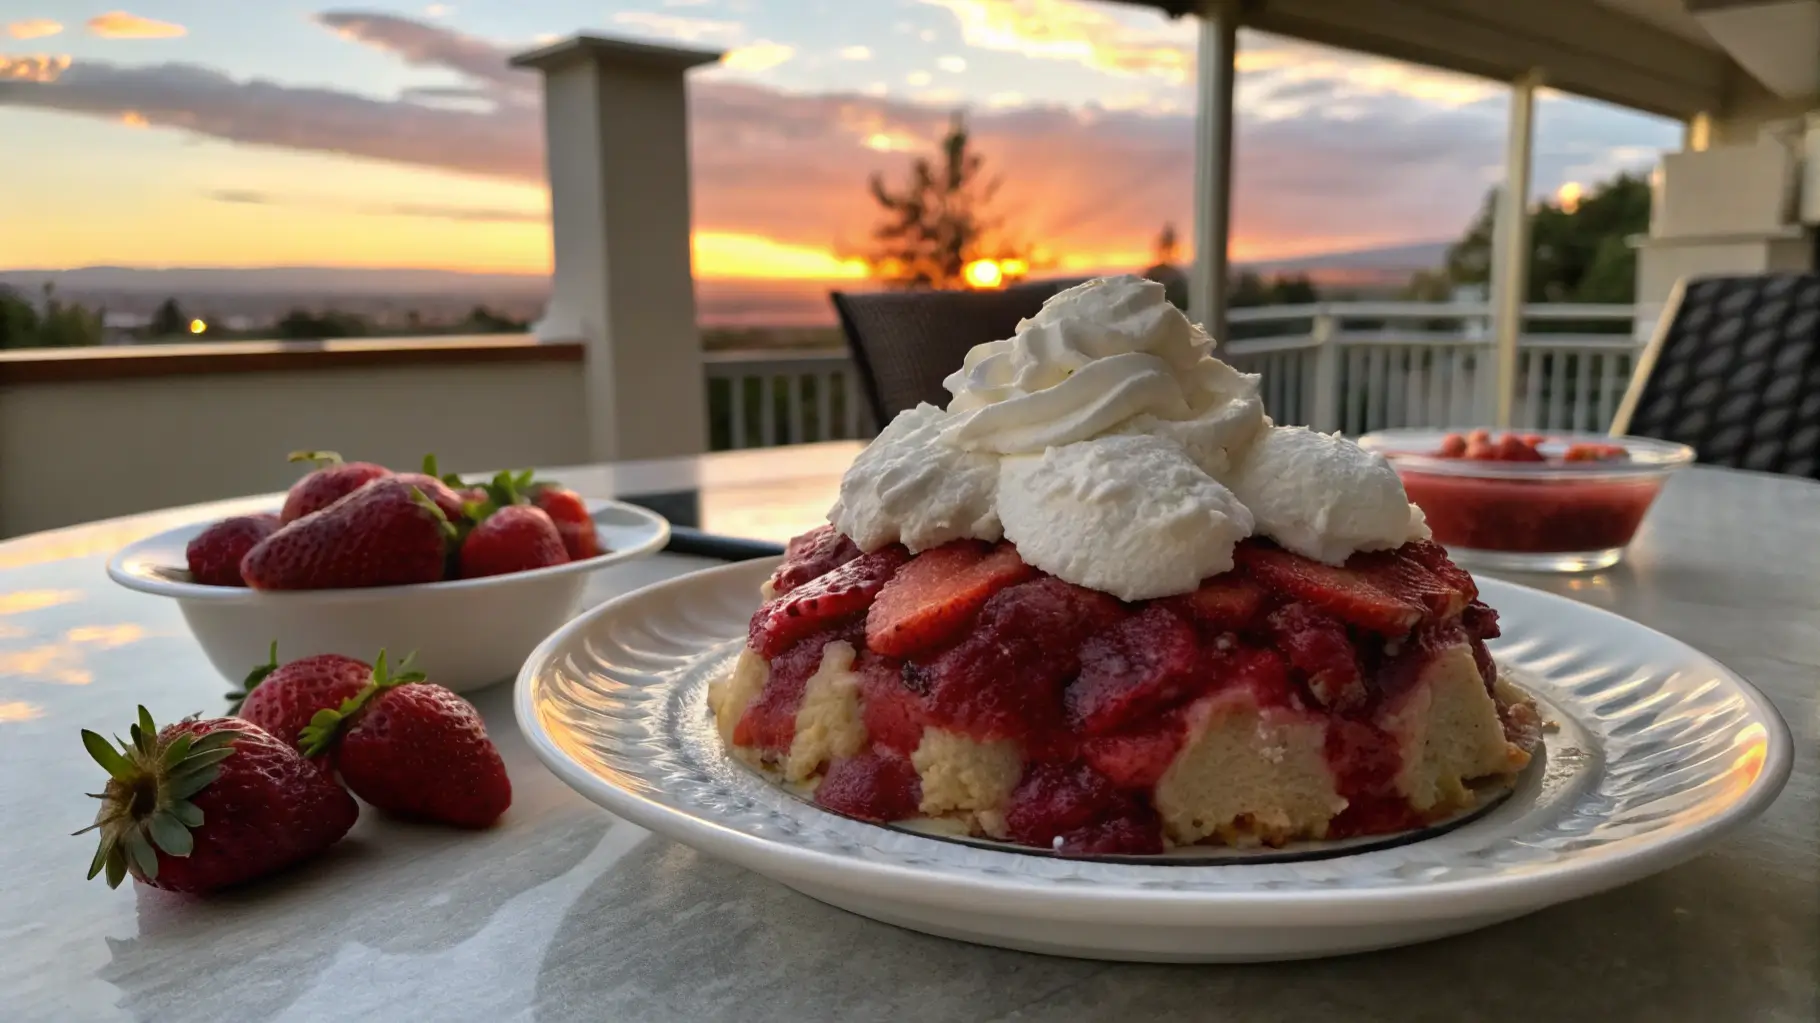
[1612,272,1820,479]
[831,279,1085,426]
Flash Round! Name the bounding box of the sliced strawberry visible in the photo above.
[1398,539,1480,604]
[1235,542,1422,636]
[748,546,909,658]
[1066,606,1204,736]
[1213,644,1300,709]
[1160,574,1267,633]
[866,541,1037,658]
[1347,548,1468,621]
[1460,598,1500,640]
[856,653,926,754]
[770,524,862,596]
[1265,602,1366,712]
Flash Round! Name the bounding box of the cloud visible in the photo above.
[920,0,1192,82]
[87,11,186,39]
[0,54,68,82]
[7,19,62,40]
[905,70,931,86]
[723,40,792,72]
[936,55,966,73]
[0,10,1673,272]
[609,12,741,44]
[839,45,871,61]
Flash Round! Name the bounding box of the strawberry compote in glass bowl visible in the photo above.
[1356,428,1694,573]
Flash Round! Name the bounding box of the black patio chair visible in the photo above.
[1612,272,1820,479]
[831,278,1087,427]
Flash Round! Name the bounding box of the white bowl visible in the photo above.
[107,499,669,692]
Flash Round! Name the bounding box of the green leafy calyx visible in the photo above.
[298,650,424,758]
[224,640,279,711]
[75,706,241,889]
[407,487,461,542]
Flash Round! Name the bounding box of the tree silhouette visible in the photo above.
[1143,223,1189,310]
[149,297,188,337]
[864,112,1025,289]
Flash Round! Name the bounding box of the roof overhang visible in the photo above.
[1115,0,1734,119]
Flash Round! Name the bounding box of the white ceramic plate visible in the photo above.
[515,558,1792,962]
[109,499,668,692]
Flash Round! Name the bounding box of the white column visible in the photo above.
[1487,69,1541,429]
[1190,0,1239,341]
[511,36,721,460]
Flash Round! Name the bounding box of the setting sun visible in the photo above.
[964,258,1005,288]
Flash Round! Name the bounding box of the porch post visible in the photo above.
[1190,0,1239,341]
[1487,69,1541,428]
[511,36,720,460]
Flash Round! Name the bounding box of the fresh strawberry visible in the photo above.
[281,451,391,523]
[301,652,511,828]
[527,484,602,560]
[227,643,373,752]
[866,541,1036,658]
[748,546,910,657]
[185,514,281,586]
[1235,541,1422,636]
[77,707,356,892]
[1265,602,1365,712]
[1436,433,1467,457]
[1495,433,1546,462]
[1067,605,1204,735]
[1160,574,1267,632]
[459,505,569,578]
[241,478,458,590]
[769,524,862,595]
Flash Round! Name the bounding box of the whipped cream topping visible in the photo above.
[827,274,1428,597]
[829,403,1002,553]
[1226,426,1430,565]
[999,435,1253,601]
[941,276,1264,475]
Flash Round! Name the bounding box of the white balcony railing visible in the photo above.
[701,302,1642,450]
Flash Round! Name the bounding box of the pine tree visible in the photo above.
[149,297,188,337]
[866,112,1023,288]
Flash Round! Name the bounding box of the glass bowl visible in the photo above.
[1356,428,1694,573]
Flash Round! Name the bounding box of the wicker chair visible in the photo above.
[1612,273,1820,478]
[831,279,1086,426]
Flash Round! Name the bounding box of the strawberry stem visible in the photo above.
[297,650,425,758]
[287,450,343,467]
[224,641,279,711]
[408,487,461,542]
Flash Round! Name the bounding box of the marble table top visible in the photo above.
[0,445,1814,1022]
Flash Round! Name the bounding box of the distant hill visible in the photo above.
[1,240,1450,328]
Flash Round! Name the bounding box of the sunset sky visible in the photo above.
[0,0,1680,282]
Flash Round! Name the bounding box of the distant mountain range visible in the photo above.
[1,240,1449,328]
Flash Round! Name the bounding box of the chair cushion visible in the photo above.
[1627,273,1820,479]
[831,280,1083,426]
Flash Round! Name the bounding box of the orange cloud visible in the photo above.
[919,0,1192,82]
[7,19,62,39]
[0,53,67,81]
[87,11,186,39]
[723,40,793,72]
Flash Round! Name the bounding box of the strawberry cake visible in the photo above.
[710,276,1539,855]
